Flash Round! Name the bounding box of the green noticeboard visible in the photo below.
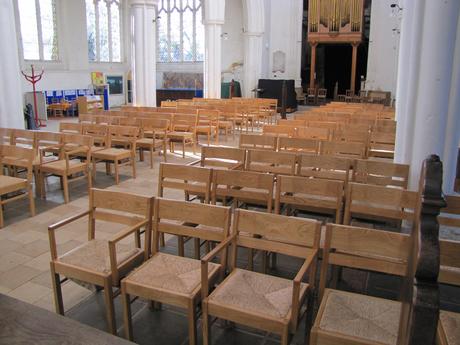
[221,81,242,99]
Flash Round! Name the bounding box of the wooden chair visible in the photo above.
[82,123,109,149]
[307,88,316,104]
[343,182,418,226]
[118,117,140,127]
[245,149,297,175]
[48,189,154,334]
[311,154,444,345]
[311,223,411,344]
[307,121,339,131]
[0,145,35,228]
[39,134,93,203]
[317,88,327,104]
[10,128,35,149]
[167,114,197,158]
[158,163,212,203]
[278,137,319,154]
[275,175,344,223]
[202,209,321,345]
[295,87,306,105]
[59,122,82,134]
[196,109,219,145]
[91,126,138,184]
[320,140,367,159]
[297,154,352,184]
[136,120,167,168]
[190,146,245,170]
[211,169,275,212]
[121,198,231,345]
[239,133,277,151]
[353,159,409,189]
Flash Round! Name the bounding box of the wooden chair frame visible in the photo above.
[245,149,297,176]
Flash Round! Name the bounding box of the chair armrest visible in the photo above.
[291,249,318,327]
[201,234,236,300]
[229,163,244,170]
[48,210,90,260]
[108,219,149,282]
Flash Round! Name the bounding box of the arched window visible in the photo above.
[85,0,122,62]
[17,0,59,61]
[157,0,204,63]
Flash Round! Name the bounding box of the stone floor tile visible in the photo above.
[0,252,33,272]
[0,264,43,290]
[8,281,52,304]
[15,239,50,258]
[23,252,52,272]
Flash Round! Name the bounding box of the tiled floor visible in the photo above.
[1,113,459,345]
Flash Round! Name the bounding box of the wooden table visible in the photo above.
[0,294,134,345]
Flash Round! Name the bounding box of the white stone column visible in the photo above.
[242,0,264,97]
[0,1,25,128]
[130,0,158,106]
[203,0,225,99]
[395,0,460,189]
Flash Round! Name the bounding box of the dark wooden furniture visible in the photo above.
[156,89,198,107]
[0,294,134,345]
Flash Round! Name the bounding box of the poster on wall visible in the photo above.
[91,72,104,86]
[106,75,123,95]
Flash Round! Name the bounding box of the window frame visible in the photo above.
[156,0,204,64]
[86,0,124,63]
[15,0,60,62]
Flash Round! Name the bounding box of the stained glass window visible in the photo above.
[157,0,204,63]
[17,0,59,61]
[86,0,122,63]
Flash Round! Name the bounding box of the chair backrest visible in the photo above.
[232,209,321,260]
[0,144,35,177]
[11,129,36,149]
[353,159,409,189]
[332,128,370,145]
[158,163,212,203]
[171,113,198,132]
[108,125,139,147]
[200,146,245,169]
[277,119,306,127]
[61,134,94,155]
[141,118,170,133]
[82,124,109,147]
[297,154,351,182]
[212,169,275,212]
[59,122,82,134]
[344,182,418,224]
[277,137,319,154]
[35,131,62,150]
[318,88,327,97]
[197,109,220,125]
[296,126,330,140]
[153,198,231,253]
[78,114,94,123]
[307,121,339,131]
[262,125,297,137]
[320,140,366,159]
[0,128,13,145]
[275,175,344,222]
[239,134,277,151]
[245,149,297,175]
[369,131,396,158]
[319,223,411,299]
[118,117,140,127]
[161,101,177,108]
[93,115,111,125]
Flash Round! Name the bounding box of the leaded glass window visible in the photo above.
[17,0,59,61]
[86,0,122,63]
[157,0,204,63]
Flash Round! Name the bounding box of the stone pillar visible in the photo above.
[0,1,25,128]
[350,42,359,92]
[395,0,460,189]
[203,0,225,99]
[130,0,158,106]
[309,43,317,89]
[242,0,264,98]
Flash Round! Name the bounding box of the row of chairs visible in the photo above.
[48,160,459,344]
[239,133,396,161]
[196,145,409,189]
[159,162,414,225]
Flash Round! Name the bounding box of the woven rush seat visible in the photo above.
[125,252,220,295]
[167,131,194,139]
[208,268,308,319]
[59,239,142,274]
[440,310,460,344]
[318,289,401,345]
[136,137,163,146]
[40,159,87,175]
[92,147,131,160]
[0,175,27,194]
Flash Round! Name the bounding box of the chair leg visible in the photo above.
[28,185,36,217]
[187,300,197,345]
[92,159,97,180]
[40,172,46,199]
[132,154,136,178]
[62,175,70,203]
[0,201,4,228]
[103,279,117,335]
[178,236,185,256]
[121,287,133,341]
[194,238,200,259]
[160,233,166,247]
[50,264,64,315]
[281,326,290,345]
[114,160,120,184]
[182,138,186,158]
[150,147,154,169]
[202,301,211,345]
